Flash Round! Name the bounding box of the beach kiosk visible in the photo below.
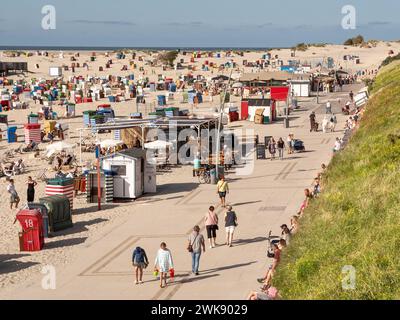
[101,148,156,200]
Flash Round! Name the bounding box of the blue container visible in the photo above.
[108,96,116,103]
[13,86,22,94]
[7,126,17,143]
[169,83,177,92]
[129,74,135,80]
[157,95,166,106]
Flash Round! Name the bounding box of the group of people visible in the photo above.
[6,176,38,210]
[247,163,327,300]
[266,137,287,160]
[132,177,238,288]
[1,159,25,177]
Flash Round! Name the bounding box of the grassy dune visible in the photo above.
[272,62,400,299]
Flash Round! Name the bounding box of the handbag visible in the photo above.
[187,234,198,253]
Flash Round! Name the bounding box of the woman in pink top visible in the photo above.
[204,206,219,248]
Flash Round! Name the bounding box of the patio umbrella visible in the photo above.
[144,140,173,149]
[45,141,76,157]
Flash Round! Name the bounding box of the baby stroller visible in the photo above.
[292,139,305,152]
[266,230,281,258]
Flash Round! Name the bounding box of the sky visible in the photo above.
[1,0,399,47]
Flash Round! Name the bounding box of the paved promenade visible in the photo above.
[1,85,360,300]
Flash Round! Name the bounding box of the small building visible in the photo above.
[288,79,311,97]
[101,148,156,199]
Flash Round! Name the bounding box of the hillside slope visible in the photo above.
[273,62,400,299]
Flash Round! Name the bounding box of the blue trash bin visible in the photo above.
[108,96,116,103]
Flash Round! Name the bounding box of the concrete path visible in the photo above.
[1,85,361,300]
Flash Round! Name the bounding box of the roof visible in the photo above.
[240,71,307,82]
[89,116,219,131]
[102,148,147,160]
[242,98,271,106]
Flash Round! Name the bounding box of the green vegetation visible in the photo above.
[380,53,400,68]
[273,62,400,299]
[157,50,179,67]
[292,43,327,52]
[343,35,365,46]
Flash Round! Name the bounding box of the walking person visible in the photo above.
[205,206,218,248]
[224,206,238,247]
[217,176,229,208]
[325,100,332,114]
[267,137,276,160]
[277,137,285,160]
[132,246,149,284]
[309,111,317,132]
[154,242,174,288]
[26,176,37,203]
[7,179,20,210]
[286,134,293,154]
[187,225,206,275]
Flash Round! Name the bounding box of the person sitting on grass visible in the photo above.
[312,178,321,197]
[290,216,299,234]
[257,243,281,285]
[299,188,313,215]
[280,225,291,245]
[247,286,279,300]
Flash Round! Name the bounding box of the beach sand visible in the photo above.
[0,42,397,291]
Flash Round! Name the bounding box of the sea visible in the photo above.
[0,46,288,52]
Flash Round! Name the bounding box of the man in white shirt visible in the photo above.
[326,101,332,114]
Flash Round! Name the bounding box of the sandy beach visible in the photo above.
[0,42,397,293]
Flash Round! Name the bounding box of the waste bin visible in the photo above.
[16,209,44,251]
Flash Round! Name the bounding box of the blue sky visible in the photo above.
[1,0,399,47]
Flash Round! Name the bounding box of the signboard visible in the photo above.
[256,144,266,159]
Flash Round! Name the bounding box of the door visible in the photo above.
[111,164,129,198]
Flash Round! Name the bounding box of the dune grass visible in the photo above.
[272,62,400,299]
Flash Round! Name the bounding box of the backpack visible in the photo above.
[133,248,144,264]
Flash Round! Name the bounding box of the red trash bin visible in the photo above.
[16,209,44,251]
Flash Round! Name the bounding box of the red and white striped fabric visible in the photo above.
[24,124,41,143]
[45,184,74,209]
[25,129,41,143]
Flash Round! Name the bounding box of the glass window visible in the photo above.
[111,165,126,176]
